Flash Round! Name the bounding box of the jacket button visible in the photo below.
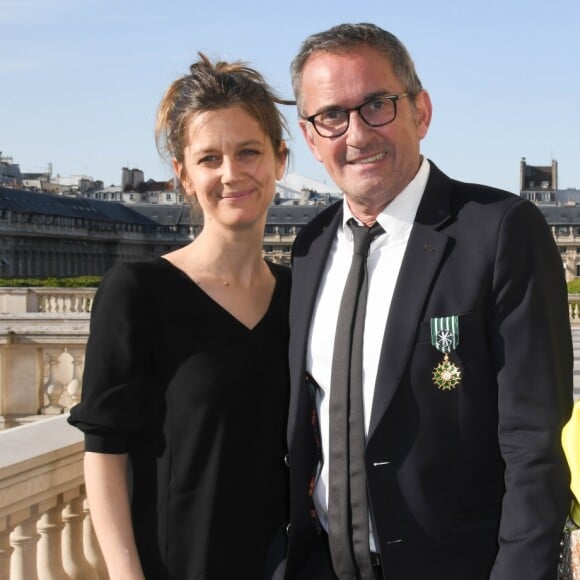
[284,453,290,467]
[286,523,292,536]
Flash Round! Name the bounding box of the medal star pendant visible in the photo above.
[432,353,462,390]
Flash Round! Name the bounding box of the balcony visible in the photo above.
[0,288,101,577]
[0,415,107,579]
[0,287,579,577]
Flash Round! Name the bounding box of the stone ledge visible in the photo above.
[0,415,84,521]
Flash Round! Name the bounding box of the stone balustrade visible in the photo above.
[0,415,107,579]
[0,288,578,426]
[0,288,96,315]
[570,295,580,322]
[0,312,89,429]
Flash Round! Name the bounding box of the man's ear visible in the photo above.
[414,90,432,140]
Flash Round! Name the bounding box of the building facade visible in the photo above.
[0,187,192,278]
[0,185,336,278]
[520,159,580,281]
[10,158,580,281]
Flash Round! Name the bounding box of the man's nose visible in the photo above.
[345,109,373,146]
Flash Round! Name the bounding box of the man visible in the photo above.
[284,23,573,580]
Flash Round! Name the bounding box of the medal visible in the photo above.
[430,316,462,390]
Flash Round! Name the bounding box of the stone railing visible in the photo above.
[569,295,580,323]
[0,414,107,579]
[0,288,96,315]
[1,287,579,320]
[0,315,89,428]
[0,288,578,420]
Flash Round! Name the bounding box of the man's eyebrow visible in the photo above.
[362,90,398,101]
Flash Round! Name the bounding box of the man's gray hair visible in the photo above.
[290,23,423,116]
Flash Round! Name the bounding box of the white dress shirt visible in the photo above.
[306,157,430,550]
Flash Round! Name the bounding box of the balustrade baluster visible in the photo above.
[41,350,65,415]
[62,496,98,580]
[66,350,84,410]
[37,502,71,580]
[0,526,14,579]
[10,512,40,580]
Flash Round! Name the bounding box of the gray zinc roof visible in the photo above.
[266,203,334,225]
[0,187,158,225]
[538,205,580,224]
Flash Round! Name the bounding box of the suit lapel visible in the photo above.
[368,164,452,439]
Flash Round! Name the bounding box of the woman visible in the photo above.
[69,53,291,579]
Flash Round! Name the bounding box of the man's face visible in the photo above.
[299,44,432,214]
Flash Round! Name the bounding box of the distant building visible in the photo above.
[53,174,104,195]
[121,167,145,190]
[520,158,558,203]
[0,154,22,187]
[0,187,191,278]
[537,205,580,282]
[520,158,580,281]
[0,180,338,277]
[0,157,342,276]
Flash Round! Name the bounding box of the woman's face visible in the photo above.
[174,105,286,232]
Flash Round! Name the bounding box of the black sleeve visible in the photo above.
[68,262,157,453]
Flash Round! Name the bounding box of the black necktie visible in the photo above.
[328,219,384,580]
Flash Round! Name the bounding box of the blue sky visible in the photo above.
[1,0,579,193]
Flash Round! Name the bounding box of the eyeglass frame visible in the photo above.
[303,92,410,138]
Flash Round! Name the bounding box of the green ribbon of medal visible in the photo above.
[430,316,462,390]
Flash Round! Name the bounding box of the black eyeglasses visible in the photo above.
[304,93,409,138]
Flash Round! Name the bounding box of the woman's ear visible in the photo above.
[173,158,194,197]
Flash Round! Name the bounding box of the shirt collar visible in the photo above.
[342,157,430,241]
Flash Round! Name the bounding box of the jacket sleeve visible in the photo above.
[488,199,573,579]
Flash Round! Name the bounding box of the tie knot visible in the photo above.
[348,219,384,256]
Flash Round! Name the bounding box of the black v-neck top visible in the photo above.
[69,257,290,579]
